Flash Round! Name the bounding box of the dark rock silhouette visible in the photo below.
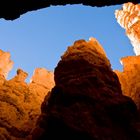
[0,0,138,20]
[32,38,140,140]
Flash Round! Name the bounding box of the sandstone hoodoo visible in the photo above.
[0,50,13,78]
[32,38,140,140]
[115,2,140,55]
[1,1,140,140]
[0,50,54,140]
[115,2,140,111]
[115,56,140,111]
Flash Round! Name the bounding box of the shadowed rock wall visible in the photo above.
[32,38,140,140]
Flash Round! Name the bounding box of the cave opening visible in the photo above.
[1,2,140,140]
[0,4,134,82]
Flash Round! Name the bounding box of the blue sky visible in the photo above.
[0,4,134,81]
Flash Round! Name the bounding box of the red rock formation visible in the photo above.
[29,68,54,112]
[115,2,140,111]
[115,56,140,110]
[32,38,140,140]
[0,50,13,78]
[0,51,54,140]
[115,2,140,55]
[30,68,54,89]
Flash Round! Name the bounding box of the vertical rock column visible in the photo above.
[115,2,140,55]
[32,38,139,140]
[0,50,13,79]
[115,2,140,110]
[0,49,55,140]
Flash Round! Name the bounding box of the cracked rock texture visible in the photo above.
[0,50,54,140]
[115,2,140,55]
[0,0,138,20]
[32,38,140,140]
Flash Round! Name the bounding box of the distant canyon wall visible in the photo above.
[0,50,54,140]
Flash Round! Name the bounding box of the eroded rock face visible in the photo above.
[0,0,137,20]
[0,53,54,140]
[0,50,13,78]
[28,68,55,116]
[115,2,140,111]
[32,38,140,140]
[115,2,140,55]
[30,68,54,89]
[115,56,140,110]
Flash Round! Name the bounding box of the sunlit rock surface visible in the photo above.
[115,2,140,55]
[29,68,55,111]
[0,54,54,140]
[0,50,13,78]
[115,2,140,111]
[32,38,140,140]
[115,56,140,110]
[30,68,54,89]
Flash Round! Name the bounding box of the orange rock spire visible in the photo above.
[115,2,140,55]
[0,50,54,140]
[0,50,13,78]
